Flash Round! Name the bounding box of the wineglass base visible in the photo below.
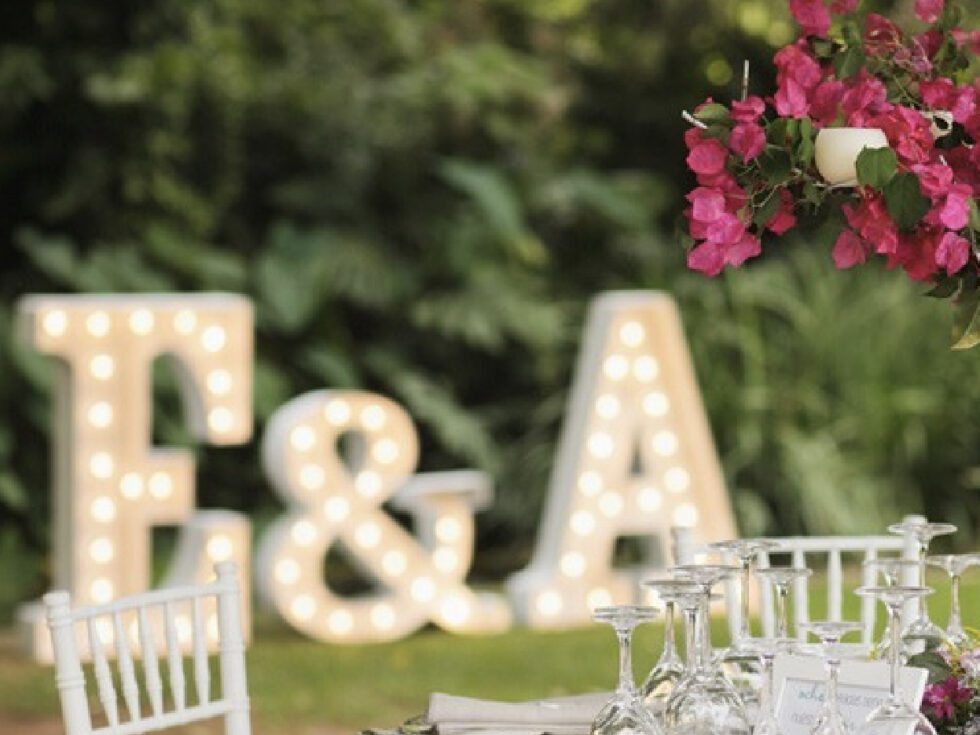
[860,700,937,735]
[592,698,663,735]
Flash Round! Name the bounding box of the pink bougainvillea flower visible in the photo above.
[790,0,831,37]
[767,190,797,235]
[774,41,823,89]
[774,79,810,118]
[873,106,934,165]
[684,126,704,150]
[920,79,955,110]
[952,28,980,54]
[915,0,945,24]
[916,29,944,59]
[731,96,766,124]
[864,14,904,58]
[946,145,980,196]
[936,231,970,276]
[894,41,934,76]
[809,80,845,127]
[726,232,763,267]
[951,86,977,123]
[686,138,728,176]
[923,676,972,722]
[940,184,973,230]
[687,187,727,223]
[729,123,767,162]
[844,195,899,255]
[705,213,747,247]
[892,227,940,281]
[687,241,725,277]
[912,162,954,199]
[832,229,869,269]
[842,72,890,127]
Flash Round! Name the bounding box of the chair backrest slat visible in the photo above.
[192,596,210,706]
[87,618,119,727]
[791,549,808,639]
[113,611,141,722]
[828,548,843,621]
[137,607,164,717]
[44,562,250,735]
[163,602,186,711]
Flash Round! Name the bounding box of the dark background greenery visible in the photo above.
[0,0,978,622]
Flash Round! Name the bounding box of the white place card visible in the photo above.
[773,654,929,735]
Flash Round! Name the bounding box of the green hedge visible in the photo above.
[0,0,976,621]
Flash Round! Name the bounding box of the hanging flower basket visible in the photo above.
[682,0,980,348]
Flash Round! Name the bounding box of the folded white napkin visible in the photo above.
[426,692,610,735]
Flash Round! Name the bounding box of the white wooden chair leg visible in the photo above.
[217,562,251,735]
[44,591,93,735]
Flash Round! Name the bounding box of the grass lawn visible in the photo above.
[1,576,977,734]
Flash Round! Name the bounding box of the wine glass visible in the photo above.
[926,553,980,648]
[640,580,694,721]
[591,605,664,735]
[853,586,936,735]
[709,539,780,652]
[800,621,862,735]
[887,519,956,649]
[861,558,919,660]
[666,565,751,735]
[710,540,780,711]
[754,566,812,642]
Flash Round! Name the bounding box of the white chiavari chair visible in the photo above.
[45,561,250,735]
[671,521,920,647]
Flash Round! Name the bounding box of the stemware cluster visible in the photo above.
[588,515,976,735]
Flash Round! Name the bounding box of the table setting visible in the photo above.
[373,517,979,735]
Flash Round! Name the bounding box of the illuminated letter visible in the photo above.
[17,294,253,660]
[507,291,736,627]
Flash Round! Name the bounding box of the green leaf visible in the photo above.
[802,181,825,207]
[925,277,959,299]
[752,193,782,228]
[855,147,897,189]
[792,117,816,167]
[767,119,789,146]
[811,39,835,59]
[969,198,980,231]
[952,286,980,350]
[906,650,954,684]
[884,173,930,230]
[759,148,793,185]
[834,45,865,79]
[811,208,845,250]
[694,103,731,125]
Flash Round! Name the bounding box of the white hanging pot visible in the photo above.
[922,110,954,139]
[814,127,890,187]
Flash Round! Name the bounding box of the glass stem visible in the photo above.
[684,606,699,673]
[760,653,775,720]
[824,642,841,722]
[775,584,788,640]
[949,574,962,635]
[699,594,712,668]
[616,628,635,697]
[887,604,902,703]
[660,602,676,663]
[739,561,751,643]
[918,544,930,622]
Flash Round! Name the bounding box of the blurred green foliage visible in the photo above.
[0,0,977,621]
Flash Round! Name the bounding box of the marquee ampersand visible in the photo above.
[257,390,511,643]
